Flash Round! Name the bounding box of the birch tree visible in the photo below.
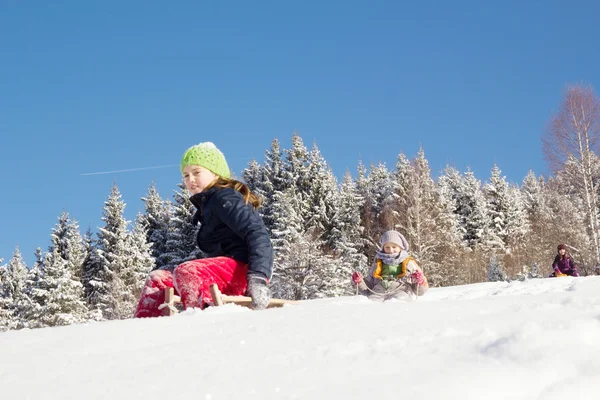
[543,84,600,262]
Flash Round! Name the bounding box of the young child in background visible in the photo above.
[352,230,428,301]
[550,244,580,277]
[134,142,273,317]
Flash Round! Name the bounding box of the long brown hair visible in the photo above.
[205,177,262,209]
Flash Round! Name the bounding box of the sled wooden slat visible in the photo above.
[161,287,180,316]
[160,285,299,315]
[209,283,224,306]
[209,283,299,309]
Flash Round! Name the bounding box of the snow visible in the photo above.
[2,277,600,400]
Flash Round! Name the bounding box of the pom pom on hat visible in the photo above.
[180,142,230,179]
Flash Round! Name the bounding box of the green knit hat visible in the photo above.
[180,142,231,179]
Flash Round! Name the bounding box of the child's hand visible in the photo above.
[410,270,425,286]
[351,271,363,284]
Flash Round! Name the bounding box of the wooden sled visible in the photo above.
[159,284,299,316]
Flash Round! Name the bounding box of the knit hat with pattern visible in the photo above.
[180,142,230,179]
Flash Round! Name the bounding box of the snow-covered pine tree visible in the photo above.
[242,159,266,203]
[0,248,28,331]
[503,185,531,274]
[16,248,46,329]
[0,259,4,328]
[31,247,89,327]
[305,143,339,247]
[365,162,397,233]
[436,166,481,285]
[162,184,203,269]
[139,182,171,268]
[283,132,312,224]
[270,185,305,300]
[456,169,489,250]
[255,138,288,232]
[521,171,553,270]
[92,184,134,319]
[124,215,156,301]
[434,172,466,286]
[487,253,508,282]
[48,212,86,281]
[272,226,337,300]
[528,262,542,279]
[330,172,368,275]
[521,170,544,219]
[391,152,412,233]
[354,160,379,257]
[81,227,109,315]
[269,134,335,299]
[483,165,511,250]
[402,148,445,284]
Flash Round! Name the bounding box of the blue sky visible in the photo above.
[1,0,599,267]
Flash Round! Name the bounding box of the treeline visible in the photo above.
[2,84,600,331]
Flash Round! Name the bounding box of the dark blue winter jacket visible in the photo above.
[190,187,273,280]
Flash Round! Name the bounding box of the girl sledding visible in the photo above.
[550,243,580,277]
[134,142,274,317]
[351,230,429,301]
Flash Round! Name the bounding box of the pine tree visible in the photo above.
[355,160,375,256]
[270,185,305,299]
[163,184,202,268]
[528,262,542,279]
[521,171,552,270]
[283,132,312,224]
[124,215,155,302]
[82,227,109,314]
[92,184,133,319]
[47,212,86,283]
[403,148,445,283]
[31,247,89,327]
[257,138,288,232]
[139,182,171,268]
[365,162,397,233]
[457,169,489,249]
[487,253,508,282]
[392,152,412,232]
[437,167,478,285]
[0,248,28,331]
[242,159,266,202]
[505,185,530,251]
[305,143,339,247]
[271,228,338,300]
[17,249,46,329]
[483,165,510,250]
[330,172,368,271]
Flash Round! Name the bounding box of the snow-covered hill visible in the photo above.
[2,277,600,400]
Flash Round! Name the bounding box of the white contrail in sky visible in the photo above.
[80,164,179,176]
